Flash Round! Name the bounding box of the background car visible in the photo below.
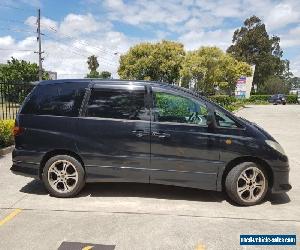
[268,94,286,105]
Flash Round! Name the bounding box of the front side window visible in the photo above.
[86,88,148,120]
[21,83,86,117]
[215,110,239,128]
[154,91,208,126]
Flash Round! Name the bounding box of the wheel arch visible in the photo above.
[39,149,85,179]
[220,156,273,191]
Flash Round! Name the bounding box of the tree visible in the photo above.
[227,16,289,90]
[99,71,111,79]
[0,57,48,83]
[86,55,112,79]
[87,55,100,78]
[289,77,300,89]
[0,57,48,102]
[87,55,99,72]
[180,47,251,95]
[86,70,100,78]
[262,76,290,94]
[118,40,185,83]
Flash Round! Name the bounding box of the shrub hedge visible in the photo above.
[208,95,243,111]
[248,95,270,102]
[248,94,298,104]
[209,95,236,106]
[286,95,298,104]
[209,94,298,111]
[0,119,14,148]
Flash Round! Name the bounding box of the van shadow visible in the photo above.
[268,193,291,205]
[20,179,290,205]
[20,180,225,202]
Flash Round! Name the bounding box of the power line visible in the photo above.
[43,33,118,67]
[0,48,33,52]
[41,23,119,57]
[43,33,98,58]
[0,27,35,34]
[0,3,37,13]
[0,3,28,11]
[0,18,26,24]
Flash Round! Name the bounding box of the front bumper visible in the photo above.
[271,169,292,193]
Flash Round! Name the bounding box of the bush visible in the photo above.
[208,94,298,112]
[209,95,243,111]
[209,95,236,107]
[248,95,270,102]
[286,95,298,104]
[249,94,297,104]
[0,119,14,148]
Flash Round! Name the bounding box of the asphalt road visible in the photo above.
[0,105,299,250]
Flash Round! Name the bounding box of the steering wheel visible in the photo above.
[187,112,203,124]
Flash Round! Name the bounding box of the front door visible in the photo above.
[149,87,222,190]
[76,84,151,183]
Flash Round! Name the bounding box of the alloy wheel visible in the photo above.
[236,166,266,203]
[48,160,79,193]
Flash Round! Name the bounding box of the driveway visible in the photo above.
[0,105,299,250]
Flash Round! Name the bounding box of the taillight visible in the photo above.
[13,126,24,136]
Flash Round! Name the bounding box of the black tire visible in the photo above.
[225,162,268,206]
[42,155,85,198]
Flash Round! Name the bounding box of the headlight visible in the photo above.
[265,140,286,155]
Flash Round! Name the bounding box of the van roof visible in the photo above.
[39,79,159,86]
[38,79,204,99]
[38,78,211,102]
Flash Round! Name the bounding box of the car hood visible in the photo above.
[238,117,276,141]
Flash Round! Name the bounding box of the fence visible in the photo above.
[0,83,34,120]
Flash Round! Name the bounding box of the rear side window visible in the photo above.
[21,83,86,117]
[86,88,147,120]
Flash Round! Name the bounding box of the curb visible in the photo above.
[233,106,245,114]
[0,145,14,156]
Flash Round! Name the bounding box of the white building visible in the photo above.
[235,65,256,99]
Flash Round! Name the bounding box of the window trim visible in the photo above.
[78,82,92,117]
[82,85,150,121]
[212,108,246,130]
[20,82,89,117]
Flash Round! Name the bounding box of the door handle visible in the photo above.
[152,131,171,139]
[132,130,148,138]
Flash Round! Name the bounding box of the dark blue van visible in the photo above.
[11,79,291,206]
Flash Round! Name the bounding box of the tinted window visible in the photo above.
[86,88,148,120]
[154,92,208,126]
[21,83,86,117]
[215,110,238,128]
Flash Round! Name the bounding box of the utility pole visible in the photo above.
[36,8,43,81]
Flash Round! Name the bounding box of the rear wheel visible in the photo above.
[42,155,85,198]
[225,162,268,206]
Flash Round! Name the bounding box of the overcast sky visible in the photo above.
[0,0,300,79]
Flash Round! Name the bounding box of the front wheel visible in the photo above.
[42,155,85,198]
[225,162,268,206]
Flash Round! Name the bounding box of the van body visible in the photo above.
[11,79,291,205]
